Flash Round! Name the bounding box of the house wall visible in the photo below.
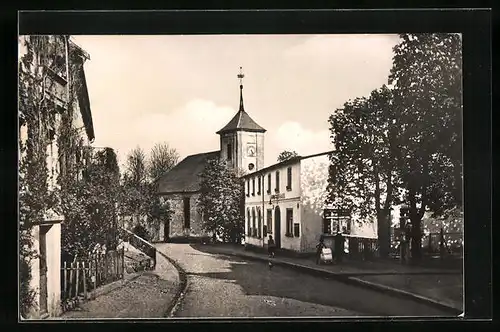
[165,193,207,239]
[46,223,61,316]
[244,161,303,251]
[27,223,62,318]
[299,154,331,252]
[237,131,265,172]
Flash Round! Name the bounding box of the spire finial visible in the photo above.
[237,66,245,111]
[237,66,244,87]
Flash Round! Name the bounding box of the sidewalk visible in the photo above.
[191,243,463,313]
[56,245,181,319]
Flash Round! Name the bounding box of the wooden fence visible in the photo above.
[60,249,125,311]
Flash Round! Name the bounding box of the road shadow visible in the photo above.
[188,244,455,317]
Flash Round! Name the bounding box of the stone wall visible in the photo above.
[165,193,207,240]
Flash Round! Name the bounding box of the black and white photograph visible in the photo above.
[18,25,469,320]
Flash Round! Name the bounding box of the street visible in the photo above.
[156,243,453,317]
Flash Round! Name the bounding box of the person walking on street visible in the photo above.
[268,235,276,269]
[316,235,326,265]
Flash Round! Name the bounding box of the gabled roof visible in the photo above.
[216,82,266,134]
[216,109,266,134]
[157,151,220,194]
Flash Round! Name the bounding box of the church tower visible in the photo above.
[217,67,266,173]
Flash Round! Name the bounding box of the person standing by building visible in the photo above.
[316,235,326,264]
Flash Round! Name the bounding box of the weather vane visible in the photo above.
[237,66,245,86]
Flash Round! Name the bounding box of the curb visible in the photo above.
[348,277,463,313]
[155,250,188,318]
[213,250,462,315]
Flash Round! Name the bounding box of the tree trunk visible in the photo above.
[410,216,422,263]
[377,210,391,258]
[408,186,422,263]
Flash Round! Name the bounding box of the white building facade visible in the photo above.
[243,151,378,254]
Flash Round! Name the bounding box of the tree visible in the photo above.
[326,86,398,258]
[197,158,244,243]
[60,147,122,259]
[389,33,462,261]
[122,147,149,223]
[144,142,178,238]
[147,142,179,182]
[277,150,299,162]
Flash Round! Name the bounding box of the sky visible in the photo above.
[71,34,400,169]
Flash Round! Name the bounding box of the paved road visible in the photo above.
[156,243,454,318]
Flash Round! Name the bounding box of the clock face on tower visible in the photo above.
[247,145,256,157]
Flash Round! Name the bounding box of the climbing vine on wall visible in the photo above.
[18,35,65,317]
[18,35,94,316]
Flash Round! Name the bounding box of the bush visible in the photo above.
[132,224,149,241]
[19,258,36,319]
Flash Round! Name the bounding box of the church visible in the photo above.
[156,68,266,242]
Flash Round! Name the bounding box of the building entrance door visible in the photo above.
[274,206,281,249]
[39,225,50,316]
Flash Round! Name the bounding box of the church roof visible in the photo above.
[216,109,266,134]
[157,151,220,194]
[217,70,266,134]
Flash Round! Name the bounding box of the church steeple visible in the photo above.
[238,66,245,111]
[217,67,266,173]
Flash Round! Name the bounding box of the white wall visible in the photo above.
[244,160,302,250]
[26,223,62,318]
[46,223,62,317]
[299,154,331,252]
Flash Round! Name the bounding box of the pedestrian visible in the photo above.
[268,235,275,269]
[316,235,326,265]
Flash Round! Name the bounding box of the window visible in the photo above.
[275,171,280,193]
[227,143,232,161]
[252,177,255,196]
[285,208,293,236]
[247,209,251,236]
[257,176,261,195]
[183,197,191,229]
[267,209,273,233]
[257,208,262,238]
[252,208,256,237]
[246,180,250,197]
[294,223,300,237]
[323,212,332,234]
[286,167,292,191]
[267,174,271,194]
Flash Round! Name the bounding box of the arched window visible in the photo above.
[257,208,262,238]
[247,208,251,236]
[252,207,256,237]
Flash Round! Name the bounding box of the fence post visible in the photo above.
[75,261,80,300]
[439,228,445,260]
[93,255,97,291]
[69,262,74,299]
[122,248,125,279]
[82,261,87,300]
[63,261,68,301]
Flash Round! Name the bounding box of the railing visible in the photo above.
[119,227,157,270]
[390,229,463,258]
[60,249,125,312]
[347,236,378,261]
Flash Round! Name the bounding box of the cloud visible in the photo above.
[267,121,333,165]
